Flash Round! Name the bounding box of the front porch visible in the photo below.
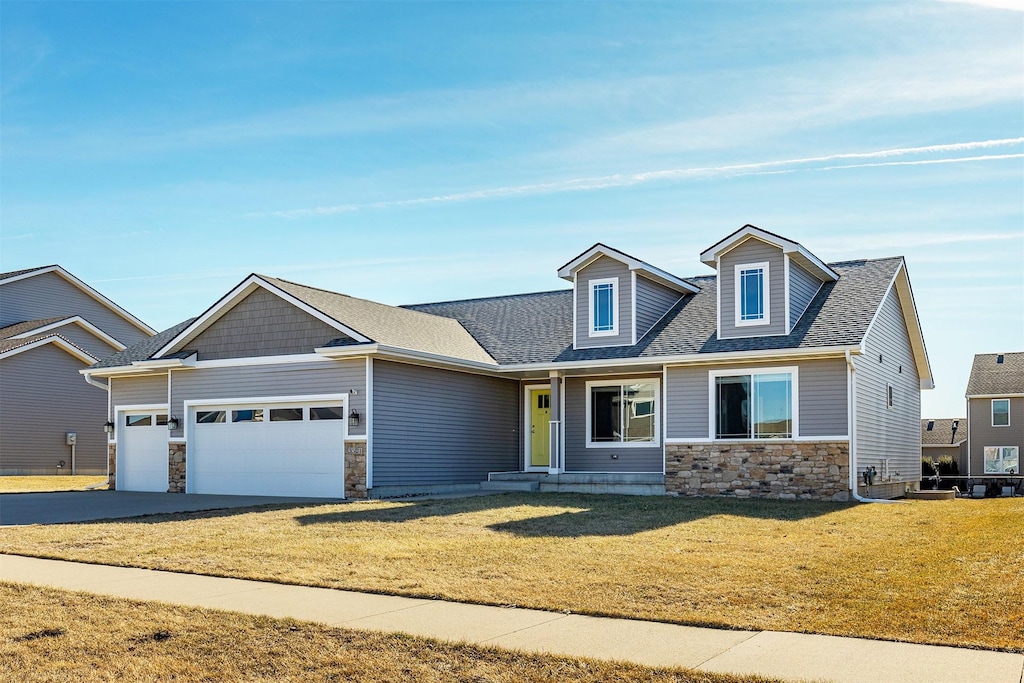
[482,471,665,495]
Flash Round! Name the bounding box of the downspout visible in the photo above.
[846,349,901,504]
[82,371,111,482]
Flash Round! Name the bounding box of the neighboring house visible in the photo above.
[82,225,932,501]
[966,352,1023,477]
[0,266,155,475]
[920,418,968,474]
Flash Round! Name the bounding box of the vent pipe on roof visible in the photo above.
[997,354,1004,364]
[926,421,934,431]
[950,420,959,444]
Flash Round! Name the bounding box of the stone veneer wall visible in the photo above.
[107,443,117,490]
[665,441,851,502]
[168,442,186,493]
[345,441,367,499]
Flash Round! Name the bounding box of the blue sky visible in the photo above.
[2,0,1021,418]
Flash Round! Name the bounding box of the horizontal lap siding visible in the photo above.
[111,374,169,415]
[719,239,786,339]
[967,396,1023,475]
[853,288,920,483]
[789,262,822,329]
[666,359,848,439]
[575,256,632,349]
[564,375,663,472]
[170,359,366,438]
[635,276,682,340]
[170,288,346,360]
[0,271,150,346]
[372,360,519,486]
[0,344,108,473]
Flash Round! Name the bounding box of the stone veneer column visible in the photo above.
[345,441,367,499]
[665,441,851,502]
[168,442,186,493]
[107,443,117,490]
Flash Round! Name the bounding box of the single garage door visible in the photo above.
[189,401,346,498]
[119,411,169,492]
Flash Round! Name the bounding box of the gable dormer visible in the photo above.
[700,225,838,340]
[558,244,698,349]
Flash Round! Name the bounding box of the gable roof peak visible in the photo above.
[556,243,699,294]
[700,224,839,282]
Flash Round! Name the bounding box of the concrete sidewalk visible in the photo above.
[1,555,1020,683]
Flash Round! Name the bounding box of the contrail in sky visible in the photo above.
[259,138,1024,219]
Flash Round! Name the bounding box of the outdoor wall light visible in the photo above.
[167,416,180,431]
[103,421,115,434]
[349,409,360,427]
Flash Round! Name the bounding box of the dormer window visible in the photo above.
[589,277,618,336]
[735,262,769,326]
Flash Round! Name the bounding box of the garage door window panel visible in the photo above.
[126,415,152,427]
[196,410,226,424]
[270,407,303,422]
[310,406,344,420]
[232,409,264,423]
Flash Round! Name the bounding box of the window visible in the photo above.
[735,262,769,326]
[586,380,659,447]
[196,410,226,424]
[270,408,303,422]
[713,369,795,439]
[984,446,1019,474]
[126,414,152,427]
[310,406,344,420]
[992,399,1010,427]
[232,409,264,423]
[589,277,618,337]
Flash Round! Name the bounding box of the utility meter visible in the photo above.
[65,432,77,445]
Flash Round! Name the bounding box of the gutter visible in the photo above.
[846,349,901,504]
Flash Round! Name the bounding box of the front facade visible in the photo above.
[0,266,155,475]
[965,352,1023,478]
[84,225,932,501]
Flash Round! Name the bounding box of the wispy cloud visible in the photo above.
[255,138,1024,219]
[938,0,1023,11]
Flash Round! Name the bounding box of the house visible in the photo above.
[81,225,932,501]
[966,352,1022,477]
[920,418,968,475]
[1,266,155,474]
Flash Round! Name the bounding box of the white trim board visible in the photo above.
[9,315,127,351]
[0,335,98,365]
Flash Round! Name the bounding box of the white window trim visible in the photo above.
[707,366,799,440]
[588,277,619,337]
[983,446,1019,474]
[585,378,661,448]
[991,398,1010,427]
[734,261,770,328]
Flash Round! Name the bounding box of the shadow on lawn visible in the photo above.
[295,493,848,537]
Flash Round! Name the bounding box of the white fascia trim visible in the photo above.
[0,266,157,336]
[630,272,637,346]
[317,343,502,376]
[184,393,349,409]
[700,228,838,281]
[584,377,661,449]
[707,365,799,440]
[734,261,770,328]
[588,277,619,337]
[557,245,698,294]
[1,336,98,365]
[10,316,127,351]
[783,255,792,335]
[968,393,1024,399]
[572,272,579,350]
[132,354,197,370]
[861,260,934,390]
[153,275,371,359]
[193,353,331,369]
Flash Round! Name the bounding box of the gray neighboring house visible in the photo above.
[920,418,968,474]
[1,266,155,474]
[966,352,1023,477]
[83,225,933,501]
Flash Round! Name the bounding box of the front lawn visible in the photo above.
[0,583,766,683]
[1,494,1020,652]
[0,475,107,493]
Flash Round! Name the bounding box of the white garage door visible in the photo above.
[119,412,169,492]
[189,401,346,498]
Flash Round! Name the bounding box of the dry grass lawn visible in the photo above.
[1,493,1021,652]
[0,475,107,493]
[0,582,774,683]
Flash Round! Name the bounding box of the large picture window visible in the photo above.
[984,446,1019,474]
[586,380,659,447]
[589,277,618,336]
[735,262,769,327]
[992,399,1010,427]
[712,369,795,439]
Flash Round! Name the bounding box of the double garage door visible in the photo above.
[118,400,347,498]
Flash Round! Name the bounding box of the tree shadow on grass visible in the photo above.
[295,492,850,537]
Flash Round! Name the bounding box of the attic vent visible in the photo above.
[926,421,934,431]
[997,354,1004,364]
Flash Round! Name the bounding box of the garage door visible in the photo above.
[119,412,169,492]
[189,401,346,498]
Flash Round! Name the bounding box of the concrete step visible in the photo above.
[479,481,540,492]
[537,482,666,496]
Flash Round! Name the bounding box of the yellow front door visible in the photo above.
[530,390,551,468]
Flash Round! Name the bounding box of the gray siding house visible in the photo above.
[1,266,155,474]
[83,225,932,501]
[965,352,1022,478]
[921,418,968,476]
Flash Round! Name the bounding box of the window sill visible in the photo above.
[586,441,660,449]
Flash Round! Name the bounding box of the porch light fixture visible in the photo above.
[348,409,360,427]
[167,416,180,431]
[103,421,115,434]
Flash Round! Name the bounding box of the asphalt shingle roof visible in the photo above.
[91,318,197,368]
[0,317,74,339]
[921,418,967,446]
[966,352,1024,396]
[0,265,55,281]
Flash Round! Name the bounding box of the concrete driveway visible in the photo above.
[0,490,338,526]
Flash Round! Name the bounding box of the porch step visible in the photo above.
[538,482,665,495]
[479,480,540,492]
